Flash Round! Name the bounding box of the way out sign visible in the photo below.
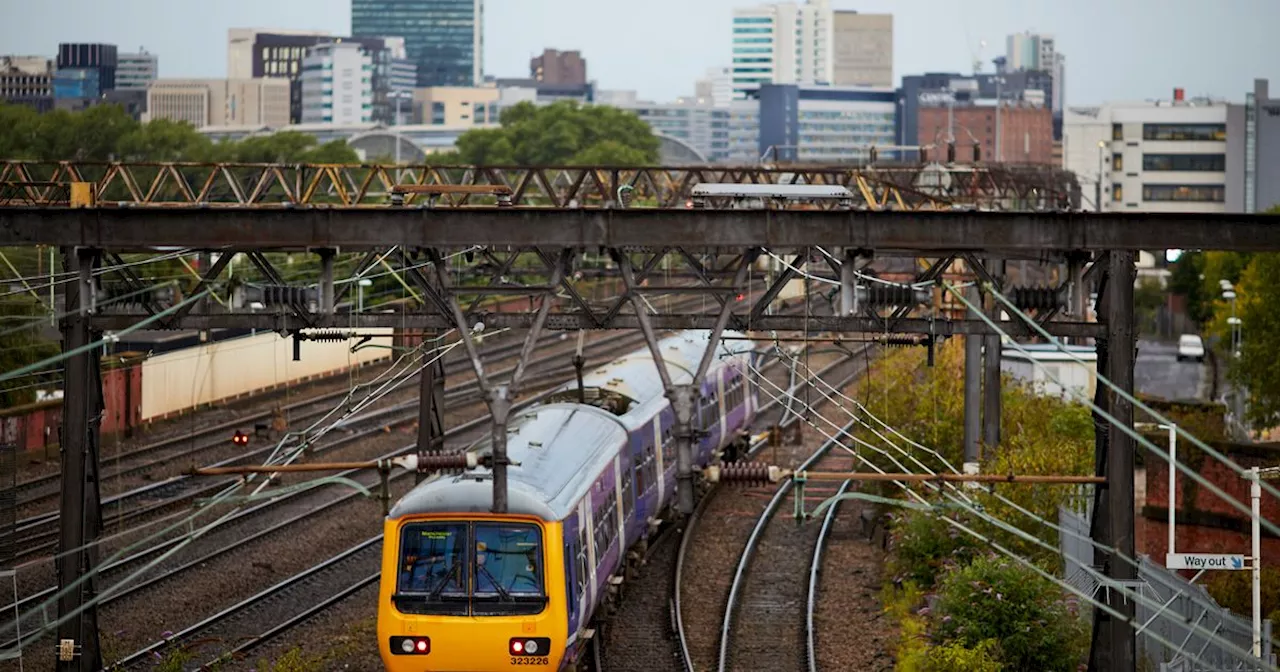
[1166,553,1248,571]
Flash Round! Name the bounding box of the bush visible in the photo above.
[922,639,1004,672]
[931,555,1088,672]
[887,509,983,589]
[1205,566,1280,623]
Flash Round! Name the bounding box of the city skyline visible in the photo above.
[0,0,1276,105]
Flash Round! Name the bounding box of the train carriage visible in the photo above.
[378,331,757,671]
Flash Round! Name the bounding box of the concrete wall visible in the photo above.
[139,329,392,420]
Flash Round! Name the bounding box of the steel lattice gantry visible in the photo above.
[4,198,1280,672]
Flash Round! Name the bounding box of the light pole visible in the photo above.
[388,90,413,167]
[1221,280,1240,357]
[1097,140,1107,212]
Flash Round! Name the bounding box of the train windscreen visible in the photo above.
[393,521,547,616]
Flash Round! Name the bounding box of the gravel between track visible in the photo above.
[814,496,895,672]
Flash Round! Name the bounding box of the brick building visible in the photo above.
[917,102,1055,164]
[531,49,586,86]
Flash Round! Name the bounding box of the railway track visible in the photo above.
[597,344,870,672]
[11,325,680,563]
[99,333,824,670]
[671,348,874,672]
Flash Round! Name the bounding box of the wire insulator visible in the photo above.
[717,463,775,485]
[418,451,471,473]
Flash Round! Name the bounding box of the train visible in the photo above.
[377,330,759,671]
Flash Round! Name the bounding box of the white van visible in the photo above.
[1177,334,1205,363]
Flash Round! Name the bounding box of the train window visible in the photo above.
[473,523,546,615]
[622,463,635,523]
[394,522,469,615]
[633,450,646,495]
[593,497,618,557]
[645,444,659,489]
[576,526,589,597]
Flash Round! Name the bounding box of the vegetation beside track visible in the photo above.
[854,340,1094,671]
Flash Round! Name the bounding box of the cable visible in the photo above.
[984,280,1280,515]
[944,281,1280,542]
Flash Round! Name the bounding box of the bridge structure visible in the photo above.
[2,161,1279,672]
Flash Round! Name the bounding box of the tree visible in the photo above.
[0,294,60,407]
[1221,252,1280,426]
[452,100,660,166]
[116,119,214,162]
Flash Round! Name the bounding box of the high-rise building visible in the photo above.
[55,43,117,99]
[693,67,733,108]
[301,42,373,124]
[351,0,483,88]
[756,84,896,162]
[1005,32,1065,117]
[0,56,54,112]
[226,29,407,124]
[831,12,893,88]
[145,78,290,128]
[116,50,157,90]
[731,1,891,98]
[531,49,586,86]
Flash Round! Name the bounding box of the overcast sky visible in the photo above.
[1,0,1275,105]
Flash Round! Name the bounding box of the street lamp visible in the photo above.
[388,89,413,166]
[1221,280,1241,357]
[1097,140,1107,212]
[357,278,372,313]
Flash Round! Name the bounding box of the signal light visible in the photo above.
[510,637,550,657]
[736,293,745,301]
[231,431,249,446]
[390,636,430,655]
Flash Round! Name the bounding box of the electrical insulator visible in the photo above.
[305,330,350,342]
[262,285,308,306]
[417,451,472,474]
[920,147,929,163]
[705,463,785,485]
[869,146,878,164]
[947,142,956,164]
[1008,286,1065,311]
[973,142,982,163]
[858,284,929,308]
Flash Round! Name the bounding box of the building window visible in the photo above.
[1112,184,1123,202]
[1112,123,1123,140]
[1142,153,1226,171]
[1112,153,1123,170]
[431,101,445,125]
[1141,124,1226,141]
[1141,184,1225,202]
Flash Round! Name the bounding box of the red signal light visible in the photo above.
[416,639,429,653]
[232,431,249,446]
[511,640,523,654]
[736,293,745,301]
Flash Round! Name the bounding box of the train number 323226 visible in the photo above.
[511,658,549,666]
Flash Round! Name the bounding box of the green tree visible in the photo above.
[116,119,214,162]
[1220,252,1280,426]
[0,294,60,407]
[452,100,659,166]
[1133,276,1166,336]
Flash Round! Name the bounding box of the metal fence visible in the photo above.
[0,442,18,663]
[1059,497,1277,671]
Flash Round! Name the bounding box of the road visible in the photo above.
[1135,339,1207,402]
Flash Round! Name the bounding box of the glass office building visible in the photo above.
[351,0,482,88]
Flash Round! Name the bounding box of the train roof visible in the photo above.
[388,403,628,522]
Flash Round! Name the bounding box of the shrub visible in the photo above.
[887,508,983,589]
[1205,566,1280,623]
[931,555,1088,672]
[922,639,1004,672]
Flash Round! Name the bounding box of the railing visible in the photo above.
[1059,503,1277,671]
[0,161,1081,211]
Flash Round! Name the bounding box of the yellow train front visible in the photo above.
[378,331,759,671]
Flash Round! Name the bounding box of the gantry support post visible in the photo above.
[56,247,103,672]
[415,345,446,484]
[1091,250,1137,672]
[982,258,1005,452]
[318,248,335,314]
[963,284,983,478]
[839,248,858,316]
[619,249,758,515]
[429,247,566,513]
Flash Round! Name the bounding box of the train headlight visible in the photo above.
[509,637,550,657]
[390,636,430,655]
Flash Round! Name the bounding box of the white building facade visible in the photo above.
[1065,98,1229,213]
[301,42,372,125]
[145,78,290,128]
